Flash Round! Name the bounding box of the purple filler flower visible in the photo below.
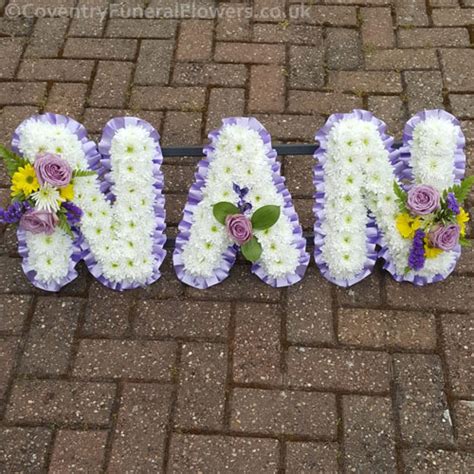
[20,209,58,235]
[0,201,29,224]
[62,202,83,226]
[429,224,460,251]
[225,214,253,246]
[34,153,72,188]
[408,229,426,271]
[407,185,440,216]
[446,192,460,215]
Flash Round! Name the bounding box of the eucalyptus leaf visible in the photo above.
[213,201,239,225]
[241,236,262,262]
[251,205,280,230]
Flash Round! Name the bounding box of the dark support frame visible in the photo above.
[161,142,403,249]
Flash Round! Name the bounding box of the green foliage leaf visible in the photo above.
[251,205,280,230]
[57,212,73,238]
[73,169,96,178]
[11,192,25,203]
[460,236,471,248]
[393,181,408,213]
[213,201,239,225]
[449,175,474,204]
[0,144,29,177]
[241,236,262,263]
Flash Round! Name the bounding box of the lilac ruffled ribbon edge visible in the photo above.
[173,116,310,289]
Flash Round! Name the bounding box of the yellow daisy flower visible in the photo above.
[10,164,39,197]
[59,183,74,201]
[457,207,469,237]
[396,213,421,239]
[424,237,443,259]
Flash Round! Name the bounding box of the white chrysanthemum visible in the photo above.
[31,184,63,212]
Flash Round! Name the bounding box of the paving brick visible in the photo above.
[338,308,437,350]
[335,271,383,307]
[432,8,474,25]
[162,111,202,146]
[405,71,444,116]
[175,342,227,430]
[287,347,391,393]
[165,193,188,224]
[73,340,176,380]
[394,354,454,445]
[254,23,323,45]
[0,17,33,36]
[368,95,406,136]
[385,276,474,312]
[288,91,362,115]
[454,400,474,447]
[327,28,362,70]
[173,62,248,87]
[49,430,107,474]
[231,388,337,438]
[450,94,474,118]
[186,264,282,301]
[0,82,46,106]
[25,17,69,58]
[216,3,251,41]
[6,380,115,425]
[106,18,177,37]
[0,38,24,79]
[440,49,474,92]
[293,198,314,231]
[64,38,137,60]
[366,48,439,70]
[398,27,470,47]
[215,42,285,64]
[207,87,246,130]
[233,303,282,385]
[360,7,395,48]
[286,442,339,472]
[329,71,402,94]
[254,0,286,21]
[300,6,358,26]
[249,65,285,113]
[47,82,88,119]
[440,313,473,397]
[0,105,38,145]
[343,395,397,472]
[131,86,206,111]
[254,114,325,142]
[284,155,314,197]
[135,39,173,85]
[109,383,172,472]
[0,427,51,472]
[0,337,18,403]
[162,164,197,193]
[20,297,82,376]
[176,20,213,61]
[169,434,279,473]
[18,59,95,82]
[69,0,108,37]
[395,0,429,25]
[402,449,474,472]
[134,300,230,338]
[0,294,32,334]
[89,61,133,108]
[289,45,324,89]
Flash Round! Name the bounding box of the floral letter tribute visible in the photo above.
[0,113,166,291]
[314,109,470,287]
[173,117,310,288]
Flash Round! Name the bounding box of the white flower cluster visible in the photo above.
[181,123,300,279]
[321,116,458,283]
[75,125,158,284]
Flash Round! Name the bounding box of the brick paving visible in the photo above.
[0,0,473,472]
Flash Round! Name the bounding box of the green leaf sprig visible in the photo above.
[0,144,30,177]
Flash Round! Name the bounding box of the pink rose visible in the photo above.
[20,209,58,235]
[225,214,252,245]
[34,153,72,187]
[429,224,460,251]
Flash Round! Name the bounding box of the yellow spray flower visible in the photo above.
[10,164,39,197]
[59,183,74,201]
[457,207,469,237]
[424,237,443,259]
[396,213,421,239]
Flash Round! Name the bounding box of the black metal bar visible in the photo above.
[162,141,402,157]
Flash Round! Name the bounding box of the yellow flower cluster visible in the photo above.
[457,208,469,237]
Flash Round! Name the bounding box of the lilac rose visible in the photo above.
[34,153,72,188]
[225,214,252,245]
[20,209,58,235]
[429,224,460,251]
[407,185,440,216]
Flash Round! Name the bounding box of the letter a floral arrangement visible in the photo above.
[0,111,471,292]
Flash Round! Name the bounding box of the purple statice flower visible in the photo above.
[408,229,426,271]
[446,192,460,215]
[233,182,252,214]
[0,201,30,224]
[62,202,83,226]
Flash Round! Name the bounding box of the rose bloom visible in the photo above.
[225,214,252,245]
[20,209,58,235]
[429,224,460,251]
[407,185,440,216]
[34,153,73,188]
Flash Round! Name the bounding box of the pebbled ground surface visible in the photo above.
[0,0,473,472]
